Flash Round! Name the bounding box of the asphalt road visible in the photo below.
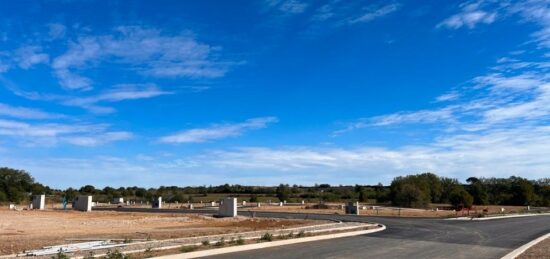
[94,208,550,259]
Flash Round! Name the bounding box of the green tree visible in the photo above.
[392,182,430,208]
[449,186,474,209]
[440,177,459,204]
[276,184,290,202]
[0,167,35,202]
[510,177,536,205]
[466,177,488,205]
[79,185,96,194]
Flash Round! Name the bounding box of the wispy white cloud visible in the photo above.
[62,83,173,113]
[11,123,550,187]
[0,46,49,72]
[14,46,49,69]
[1,75,173,114]
[435,91,460,102]
[509,0,550,48]
[62,131,133,146]
[437,1,497,29]
[310,1,401,26]
[0,103,64,119]
[0,118,132,146]
[348,3,401,24]
[153,124,550,183]
[265,0,309,14]
[52,26,231,90]
[159,117,278,144]
[337,71,550,134]
[436,0,550,52]
[374,108,458,126]
[47,23,66,40]
[52,37,99,90]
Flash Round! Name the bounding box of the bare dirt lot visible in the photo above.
[0,208,319,255]
[518,236,550,259]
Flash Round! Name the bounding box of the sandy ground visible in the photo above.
[0,208,318,255]
[518,236,550,259]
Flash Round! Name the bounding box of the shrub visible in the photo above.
[260,233,273,242]
[236,236,245,245]
[214,237,225,247]
[202,240,210,246]
[297,230,306,238]
[143,247,154,258]
[105,250,129,259]
[51,249,69,259]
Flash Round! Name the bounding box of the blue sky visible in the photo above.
[1,0,550,188]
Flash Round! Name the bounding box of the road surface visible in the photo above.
[94,208,550,258]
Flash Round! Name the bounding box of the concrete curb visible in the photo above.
[446,213,550,221]
[152,224,386,259]
[501,232,550,259]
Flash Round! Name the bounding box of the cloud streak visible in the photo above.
[0,103,64,120]
[311,1,401,26]
[160,117,278,144]
[0,118,132,147]
[62,83,173,113]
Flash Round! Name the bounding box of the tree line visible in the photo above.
[390,173,549,208]
[1,167,548,208]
